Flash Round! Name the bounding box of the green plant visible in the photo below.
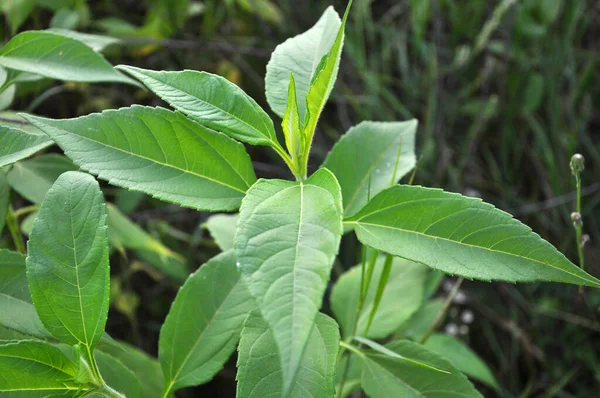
[0,1,599,397]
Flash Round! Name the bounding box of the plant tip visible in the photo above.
[570,153,584,175]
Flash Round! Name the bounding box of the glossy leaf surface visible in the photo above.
[0,31,136,85]
[331,256,427,339]
[0,340,79,391]
[322,120,417,217]
[26,172,110,348]
[264,6,341,119]
[23,106,256,211]
[360,340,482,398]
[236,311,339,398]
[235,168,343,393]
[346,185,600,287]
[0,125,52,168]
[117,66,280,149]
[160,251,255,395]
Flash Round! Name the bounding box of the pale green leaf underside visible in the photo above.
[0,31,136,85]
[265,6,341,119]
[236,311,339,398]
[47,28,121,53]
[0,170,8,235]
[160,251,255,394]
[203,213,239,251]
[346,185,600,287]
[235,168,343,394]
[361,340,482,398]
[0,126,53,168]
[117,66,280,149]
[7,154,77,204]
[423,334,499,391]
[26,171,110,348]
[323,120,417,217]
[331,256,427,339]
[0,340,79,391]
[22,106,257,212]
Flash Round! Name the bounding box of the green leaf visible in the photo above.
[322,120,417,217]
[423,334,500,391]
[160,250,255,395]
[0,340,80,391]
[203,213,238,251]
[236,0,283,25]
[396,299,445,341]
[281,73,303,167]
[95,351,143,398]
[235,168,343,394]
[331,256,427,339]
[0,125,53,168]
[360,340,482,397]
[116,66,281,149]
[97,340,163,398]
[7,154,77,204]
[22,106,257,212]
[346,185,600,287]
[236,311,339,398]
[0,170,8,235]
[107,204,188,282]
[1,0,35,35]
[0,31,137,85]
[0,249,51,340]
[264,6,341,119]
[335,354,362,398]
[26,171,110,349]
[47,29,121,52]
[302,2,351,155]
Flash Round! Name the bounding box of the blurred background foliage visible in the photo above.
[1,0,599,397]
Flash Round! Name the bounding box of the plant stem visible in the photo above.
[574,173,584,272]
[420,277,464,344]
[6,205,25,254]
[363,254,393,336]
[12,204,39,218]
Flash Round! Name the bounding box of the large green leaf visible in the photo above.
[95,351,143,398]
[236,311,339,398]
[264,6,341,119]
[423,334,499,391]
[235,168,343,394]
[203,213,238,251]
[116,66,281,150]
[22,106,256,211]
[0,340,80,392]
[0,249,51,340]
[331,256,427,339]
[160,251,255,396]
[0,31,137,85]
[346,185,600,287]
[322,120,417,217]
[7,154,77,204]
[107,204,188,282]
[26,172,110,349]
[360,340,482,398]
[0,126,52,168]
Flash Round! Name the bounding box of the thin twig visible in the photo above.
[420,277,464,344]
